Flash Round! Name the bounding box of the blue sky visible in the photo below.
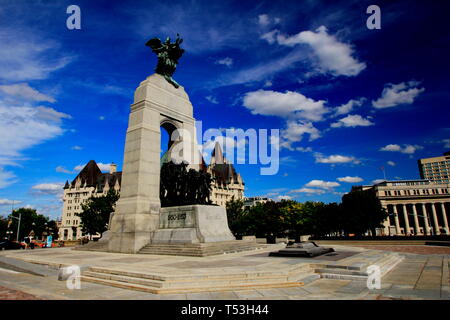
[0,0,449,219]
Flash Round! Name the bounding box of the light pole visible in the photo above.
[9,209,22,242]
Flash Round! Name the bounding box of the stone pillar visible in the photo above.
[393,205,401,235]
[441,202,449,235]
[421,203,430,235]
[412,204,421,235]
[107,74,198,253]
[402,204,410,235]
[431,203,440,236]
[382,204,390,236]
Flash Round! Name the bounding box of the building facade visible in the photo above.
[59,161,121,240]
[59,148,244,239]
[418,151,450,183]
[206,143,245,207]
[352,179,450,236]
[243,196,271,209]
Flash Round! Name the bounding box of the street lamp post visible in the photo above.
[9,210,22,242]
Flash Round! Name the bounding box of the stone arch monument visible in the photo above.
[104,36,249,254]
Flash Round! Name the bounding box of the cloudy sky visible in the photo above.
[0,0,449,219]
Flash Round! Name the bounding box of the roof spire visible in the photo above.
[211,141,225,165]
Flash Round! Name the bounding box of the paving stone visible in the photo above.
[235,290,264,299]
[186,292,213,300]
[209,291,239,300]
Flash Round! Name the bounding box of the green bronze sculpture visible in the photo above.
[146,34,185,88]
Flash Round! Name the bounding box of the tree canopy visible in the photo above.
[225,191,388,240]
[76,189,119,238]
[3,208,58,241]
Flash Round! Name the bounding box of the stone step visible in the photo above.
[83,270,302,289]
[81,275,305,294]
[139,241,265,256]
[81,262,312,294]
[87,266,306,282]
[314,254,403,281]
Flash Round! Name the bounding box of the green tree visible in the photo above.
[76,189,119,239]
[279,200,304,241]
[244,201,286,242]
[225,197,246,237]
[0,216,8,239]
[341,190,388,236]
[312,202,343,237]
[7,208,49,241]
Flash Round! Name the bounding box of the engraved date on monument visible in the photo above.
[168,213,187,221]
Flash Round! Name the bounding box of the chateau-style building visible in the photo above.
[59,161,122,240]
[206,142,245,207]
[351,179,450,236]
[59,146,244,239]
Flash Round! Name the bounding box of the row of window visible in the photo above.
[65,220,79,225]
[67,192,89,198]
[66,205,82,210]
[383,188,449,196]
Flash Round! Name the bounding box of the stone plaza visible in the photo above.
[0,242,448,300]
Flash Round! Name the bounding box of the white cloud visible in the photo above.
[0,198,22,206]
[71,145,82,150]
[205,96,219,104]
[280,121,320,150]
[333,98,365,116]
[215,57,233,67]
[74,162,112,172]
[291,187,326,195]
[379,144,423,154]
[99,116,105,120]
[243,90,329,121]
[337,176,363,183]
[31,183,64,195]
[258,14,270,26]
[295,146,312,152]
[372,81,425,109]
[0,83,55,103]
[315,153,360,164]
[372,179,386,185]
[442,139,450,148]
[268,26,366,76]
[276,195,292,201]
[0,104,70,158]
[0,167,17,188]
[387,161,396,166]
[330,114,374,128]
[305,179,340,189]
[56,166,73,174]
[261,29,279,44]
[0,28,73,81]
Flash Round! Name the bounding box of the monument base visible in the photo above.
[150,205,235,244]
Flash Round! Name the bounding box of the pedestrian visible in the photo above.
[24,236,30,249]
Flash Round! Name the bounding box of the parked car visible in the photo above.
[0,239,25,250]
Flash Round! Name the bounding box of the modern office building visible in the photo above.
[351,179,450,236]
[418,151,450,183]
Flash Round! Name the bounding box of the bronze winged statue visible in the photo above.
[146,34,185,88]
